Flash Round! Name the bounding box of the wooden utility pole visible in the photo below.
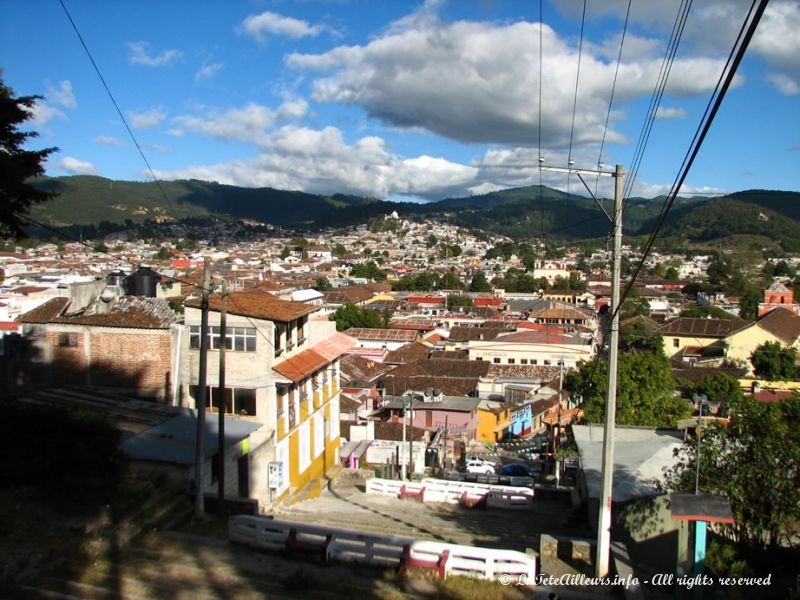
[194,259,211,519]
[217,279,229,513]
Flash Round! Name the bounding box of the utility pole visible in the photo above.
[217,279,229,514]
[596,164,624,577]
[401,395,407,481]
[194,259,212,519]
[538,162,623,578]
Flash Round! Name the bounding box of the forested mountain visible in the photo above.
[29,176,800,250]
[31,176,376,228]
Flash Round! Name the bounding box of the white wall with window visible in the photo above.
[314,411,324,457]
[299,420,311,472]
[329,396,340,440]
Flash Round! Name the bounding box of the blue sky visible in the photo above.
[2,0,798,203]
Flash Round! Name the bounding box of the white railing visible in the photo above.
[364,477,534,508]
[229,516,536,582]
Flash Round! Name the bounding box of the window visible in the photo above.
[521,359,528,365]
[189,326,256,352]
[58,332,78,347]
[493,358,501,364]
[673,338,680,348]
[189,386,256,416]
[508,358,516,364]
[544,360,551,366]
[274,323,284,356]
[475,357,483,361]
[297,317,307,344]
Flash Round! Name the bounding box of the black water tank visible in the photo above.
[126,267,160,297]
[106,269,127,289]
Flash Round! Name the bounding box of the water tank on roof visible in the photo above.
[106,269,127,289]
[126,267,160,297]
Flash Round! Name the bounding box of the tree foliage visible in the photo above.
[660,393,800,551]
[330,303,383,331]
[350,260,386,280]
[565,352,690,428]
[750,341,800,381]
[469,271,491,293]
[0,78,57,238]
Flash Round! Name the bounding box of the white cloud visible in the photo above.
[30,101,65,128]
[147,143,173,153]
[48,80,76,109]
[58,156,96,175]
[287,14,729,150]
[152,124,477,199]
[127,41,183,67]
[767,73,799,96]
[654,106,687,120]
[173,103,276,144]
[195,63,223,80]
[277,98,309,120]
[240,11,328,42]
[94,135,126,146]
[130,108,167,128]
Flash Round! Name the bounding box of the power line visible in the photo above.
[58,0,180,219]
[622,0,693,203]
[594,0,632,199]
[566,0,587,200]
[616,0,768,322]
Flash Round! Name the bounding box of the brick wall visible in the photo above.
[24,325,174,399]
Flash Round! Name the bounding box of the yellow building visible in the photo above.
[658,317,747,362]
[182,291,353,506]
[475,400,512,444]
[723,307,800,374]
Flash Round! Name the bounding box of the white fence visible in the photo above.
[229,515,536,582]
[365,477,534,509]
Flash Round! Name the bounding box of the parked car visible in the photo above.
[465,460,496,475]
[500,463,539,477]
[465,454,497,467]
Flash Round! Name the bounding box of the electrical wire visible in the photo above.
[622,0,693,203]
[594,0,632,199]
[615,0,767,323]
[58,0,180,219]
[566,0,587,200]
[538,0,545,239]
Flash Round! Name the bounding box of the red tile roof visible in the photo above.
[658,317,749,338]
[273,333,355,382]
[273,349,328,383]
[186,290,318,322]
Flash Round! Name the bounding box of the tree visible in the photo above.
[331,243,347,257]
[469,271,491,293]
[350,261,386,281]
[330,303,382,331]
[289,236,309,248]
[155,246,171,260]
[660,393,800,551]
[446,294,473,308]
[565,352,690,428]
[738,289,761,320]
[313,276,332,292]
[0,78,57,238]
[750,341,800,381]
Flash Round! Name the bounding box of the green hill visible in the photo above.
[31,176,376,228]
[28,176,800,250]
